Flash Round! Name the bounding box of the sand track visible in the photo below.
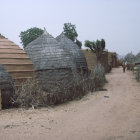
[0,67,140,140]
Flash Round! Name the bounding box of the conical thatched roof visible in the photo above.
[25,29,79,93]
[56,33,88,69]
[0,37,34,87]
[25,29,77,71]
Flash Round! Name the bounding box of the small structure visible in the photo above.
[0,64,14,108]
[25,29,78,95]
[0,36,34,88]
[0,34,34,108]
[56,33,88,77]
[82,50,97,71]
[82,50,109,73]
[100,51,109,73]
[108,52,118,68]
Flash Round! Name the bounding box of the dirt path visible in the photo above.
[0,67,140,140]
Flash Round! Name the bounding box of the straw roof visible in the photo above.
[25,29,77,71]
[56,33,88,69]
[25,29,79,92]
[0,37,34,87]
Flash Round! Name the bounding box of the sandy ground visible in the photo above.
[0,67,140,140]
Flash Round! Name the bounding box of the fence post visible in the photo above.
[0,90,2,110]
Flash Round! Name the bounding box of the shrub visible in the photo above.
[93,63,106,89]
[125,52,135,70]
[12,68,106,108]
[12,77,95,108]
[125,52,135,63]
[12,79,46,108]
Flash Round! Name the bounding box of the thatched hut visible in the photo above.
[0,36,34,88]
[56,33,88,77]
[108,52,118,68]
[0,64,14,108]
[25,29,79,96]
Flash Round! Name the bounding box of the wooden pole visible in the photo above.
[0,90,2,110]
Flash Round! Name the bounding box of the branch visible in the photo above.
[89,46,95,53]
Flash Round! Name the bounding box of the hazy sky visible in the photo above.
[0,0,140,55]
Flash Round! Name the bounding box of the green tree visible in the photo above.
[63,23,78,42]
[19,27,43,48]
[84,39,105,63]
[76,39,82,48]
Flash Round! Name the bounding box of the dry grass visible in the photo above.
[11,64,106,108]
[11,78,90,108]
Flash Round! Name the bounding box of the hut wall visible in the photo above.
[83,50,109,73]
[82,50,97,71]
[100,51,109,73]
[36,68,75,92]
[0,64,14,108]
[0,38,34,88]
[108,52,112,64]
[108,52,118,68]
[113,54,118,67]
